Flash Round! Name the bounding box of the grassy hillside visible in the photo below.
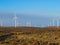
[0,26,60,33]
[0,26,60,45]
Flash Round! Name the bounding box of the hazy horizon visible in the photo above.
[0,0,60,27]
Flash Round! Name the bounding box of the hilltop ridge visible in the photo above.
[0,26,60,33]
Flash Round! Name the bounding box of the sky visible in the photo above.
[0,0,60,27]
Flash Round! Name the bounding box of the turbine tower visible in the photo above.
[52,19,55,26]
[57,19,59,28]
[0,20,3,26]
[13,12,17,28]
[26,21,32,27]
[48,21,51,27]
[49,19,52,26]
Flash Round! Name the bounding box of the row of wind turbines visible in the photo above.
[13,13,32,28]
[0,13,60,27]
[48,19,60,28]
[0,13,32,28]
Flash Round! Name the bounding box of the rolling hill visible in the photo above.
[0,26,60,33]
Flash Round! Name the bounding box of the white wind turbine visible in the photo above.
[47,22,50,27]
[49,19,52,27]
[52,19,55,26]
[26,21,32,27]
[53,17,60,28]
[48,21,51,27]
[13,12,18,28]
[0,20,3,26]
[56,18,59,28]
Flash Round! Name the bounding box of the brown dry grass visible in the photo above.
[0,26,60,45]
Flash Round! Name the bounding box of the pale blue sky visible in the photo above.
[0,0,60,16]
[0,0,60,27]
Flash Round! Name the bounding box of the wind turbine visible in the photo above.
[49,19,52,27]
[52,19,55,26]
[0,20,3,26]
[48,21,51,27]
[26,21,32,27]
[56,18,59,28]
[47,21,50,27]
[13,12,18,28]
